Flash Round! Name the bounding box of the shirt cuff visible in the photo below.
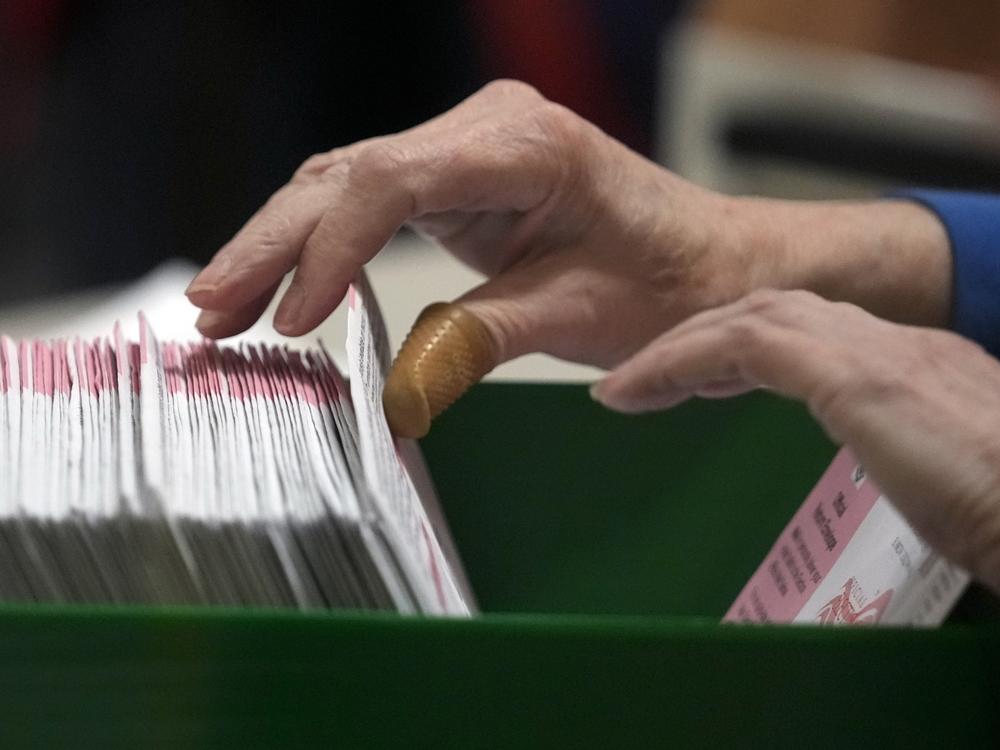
[890,189,1000,356]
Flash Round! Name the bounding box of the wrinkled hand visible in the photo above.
[185,82,744,381]
[593,289,1000,593]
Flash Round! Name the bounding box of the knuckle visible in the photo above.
[742,288,824,325]
[246,211,293,254]
[739,290,791,327]
[463,302,528,364]
[812,352,910,428]
[724,314,770,350]
[742,288,785,314]
[909,328,945,358]
[315,157,352,187]
[890,328,966,380]
[827,299,867,327]
[651,357,681,393]
[479,79,543,102]
[529,101,581,143]
[294,150,338,181]
[786,288,823,306]
[925,328,983,359]
[808,372,856,429]
[348,141,408,184]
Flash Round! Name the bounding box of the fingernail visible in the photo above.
[186,256,234,297]
[591,377,686,413]
[196,310,227,337]
[185,283,218,305]
[274,282,306,335]
[589,380,609,403]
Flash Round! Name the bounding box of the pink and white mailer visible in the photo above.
[725,447,969,626]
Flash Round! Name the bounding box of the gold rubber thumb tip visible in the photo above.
[383,302,497,438]
[383,369,431,440]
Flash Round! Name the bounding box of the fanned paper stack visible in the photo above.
[0,274,472,615]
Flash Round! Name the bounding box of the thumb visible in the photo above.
[382,301,501,439]
[382,261,590,437]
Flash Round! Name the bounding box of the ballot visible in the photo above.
[0,272,472,615]
[725,448,968,626]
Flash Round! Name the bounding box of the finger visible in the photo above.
[186,178,348,312]
[189,80,559,328]
[190,82,549,318]
[694,378,759,399]
[592,327,747,412]
[195,282,281,339]
[272,126,560,335]
[271,149,413,335]
[651,287,827,345]
[593,306,850,414]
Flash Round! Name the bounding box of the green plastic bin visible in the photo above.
[0,384,997,748]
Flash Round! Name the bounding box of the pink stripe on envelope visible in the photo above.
[164,343,185,395]
[34,341,53,397]
[268,348,291,400]
[128,343,141,394]
[1,338,10,394]
[223,349,246,401]
[139,313,149,365]
[248,348,272,400]
[54,341,70,396]
[99,341,116,396]
[85,342,101,396]
[19,340,30,391]
[204,344,222,396]
[114,323,127,377]
[289,351,325,406]
[73,340,87,395]
[190,346,208,398]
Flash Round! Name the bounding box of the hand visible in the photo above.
[592,289,1000,593]
[185,80,743,368]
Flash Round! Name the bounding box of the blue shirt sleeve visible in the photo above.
[892,190,1000,356]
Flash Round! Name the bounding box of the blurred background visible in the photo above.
[1,0,999,316]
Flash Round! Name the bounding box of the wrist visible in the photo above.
[677,189,785,312]
[725,196,954,327]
